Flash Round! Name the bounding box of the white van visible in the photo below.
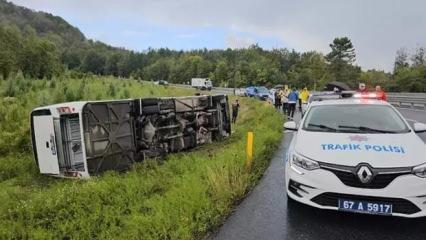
[191,78,212,90]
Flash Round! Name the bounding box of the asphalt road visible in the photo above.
[215,108,426,240]
[397,108,426,142]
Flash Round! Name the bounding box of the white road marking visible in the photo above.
[396,107,426,113]
[405,118,419,123]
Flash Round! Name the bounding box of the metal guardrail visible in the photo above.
[387,93,426,110]
[168,83,235,93]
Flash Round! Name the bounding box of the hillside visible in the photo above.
[0,0,425,91]
[0,0,85,47]
[0,0,130,76]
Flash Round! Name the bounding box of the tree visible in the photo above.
[394,48,409,72]
[411,47,425,67]
[291,51,327,89]
[325,37,360,87]
[81,50,106,75]
[105,53,123,77]
[326,37,356,64]
[35,39,62,78]
[0,25,22,79]
[392,47,426,92]
[359,70,391,88]
[142,58,171,81]
[169,55,211,83]
[20,29,62,79]
[62,48,82,70]
[394,66,426,92]
[213,61,230,86]
[232,70,245,88]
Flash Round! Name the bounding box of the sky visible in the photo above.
[9,0,426,72]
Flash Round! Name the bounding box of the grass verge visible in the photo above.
[0,76,283,239]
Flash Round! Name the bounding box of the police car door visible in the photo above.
[32,115,60,174]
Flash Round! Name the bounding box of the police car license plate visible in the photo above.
[338,199,392,215]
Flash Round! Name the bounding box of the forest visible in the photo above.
[0,0,425,92]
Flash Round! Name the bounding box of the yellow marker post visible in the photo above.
[246,132,254,169]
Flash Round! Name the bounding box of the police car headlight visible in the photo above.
[292,153,320,171]
[412,163,426,178]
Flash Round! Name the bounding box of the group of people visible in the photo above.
[358,83,387,101]
[273,86,310,119]
[231,83,387,124]
[272,83,388,119]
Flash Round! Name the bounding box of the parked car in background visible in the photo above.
[246,86,269,100]
[154,80,169,86]
[246,86,256,97]
[255,86,270,100]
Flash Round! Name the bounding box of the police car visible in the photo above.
[284,96,426,217]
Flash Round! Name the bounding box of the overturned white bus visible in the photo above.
[30,95,231,178]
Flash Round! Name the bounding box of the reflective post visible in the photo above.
[246,132,254,169]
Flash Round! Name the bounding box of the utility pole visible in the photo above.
[231,73,236,96]
[314,79,317,92]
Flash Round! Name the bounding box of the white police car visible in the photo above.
[284,98,426,217]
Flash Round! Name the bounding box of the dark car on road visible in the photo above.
[246,86,269,100]
[154,80,169,86]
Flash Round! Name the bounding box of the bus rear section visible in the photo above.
[31,104,88,177]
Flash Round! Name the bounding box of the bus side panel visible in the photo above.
[82,101,136,175]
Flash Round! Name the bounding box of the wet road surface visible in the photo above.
[215,108,426,240]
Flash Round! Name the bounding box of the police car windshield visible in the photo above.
[303,105,410,133]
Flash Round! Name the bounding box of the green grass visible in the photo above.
[0,75,283,239]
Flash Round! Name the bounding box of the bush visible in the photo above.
[122,89,130,99]
[2,78,17,97]
[0,154,36,182]
[0,100,30,155]
[108,83,116,97]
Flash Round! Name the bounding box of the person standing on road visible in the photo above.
[299,87,310,116]
[232,99,240,124]
[274,90,281,110]
[375,85,387,101]
[358,83,368,93]
[281,88,289,115]
[287,88,299,119]
[297,89,303,112]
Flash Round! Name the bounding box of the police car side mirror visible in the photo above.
[413,122,426,133]
[284,121,297,131]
